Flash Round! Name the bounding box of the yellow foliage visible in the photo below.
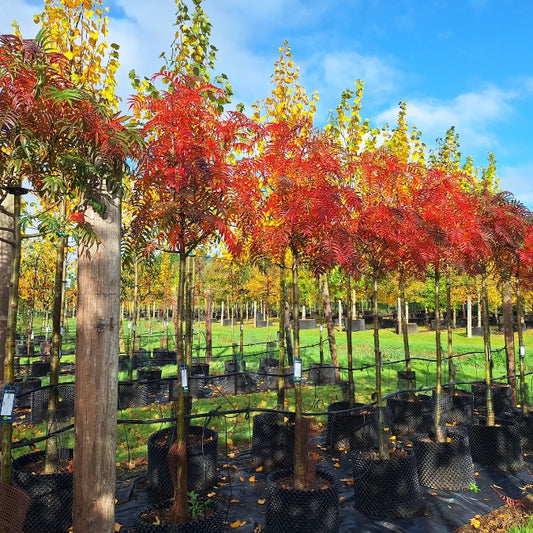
[34,0,120,108]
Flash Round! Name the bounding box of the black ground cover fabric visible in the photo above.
[114,442,533,532]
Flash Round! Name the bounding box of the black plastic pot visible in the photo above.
[511,412,533,455]
[266,468,339,533]
[250,412,295,472]
[325,401,379,452]
[137,368,163,394]
[308,364,338,386]
[30,383,75,423]
[411,431,474,490]
[468,418,524,472]
[264,365,294,390]
[147,426,218,498]
[31,361,50,377]
[352,448,422,519]
[11,449,73,533]
[437,388,474,425]
[152,349,176,367]
[117,381,149,409]
[258,357,278,374]
[191,363,209,376]
[387,392,433,436]
[135,499,225,533]
[14,377,41,409]
[397,370,416,390]
[0,480,31,533]
[471,382,513,415]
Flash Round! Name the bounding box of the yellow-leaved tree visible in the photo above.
[17,2,133,532]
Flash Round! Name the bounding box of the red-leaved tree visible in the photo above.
[129,72,260,522]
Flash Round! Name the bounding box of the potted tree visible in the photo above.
[349,146,423,520]
[244,49,345,532]
[129,4,261,524]
[409,160,478,491]
[467,186,527,473]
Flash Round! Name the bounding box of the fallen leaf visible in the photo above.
[257,498,266,505]
[230,519,246,528]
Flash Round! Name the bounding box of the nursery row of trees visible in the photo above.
[2,0,533,530]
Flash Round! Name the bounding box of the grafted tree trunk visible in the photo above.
[291,251,306,490]
[73,183,120,532]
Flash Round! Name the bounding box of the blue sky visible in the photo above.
[3,0,533,208]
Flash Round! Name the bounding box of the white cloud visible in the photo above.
[313,50,400,97]
[499,162,533,209]
[374,84,517,152]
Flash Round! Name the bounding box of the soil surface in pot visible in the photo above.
[270,473,333,491]
[356,446,409,461]
[19,455,74,474]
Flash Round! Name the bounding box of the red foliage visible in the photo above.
[130,73,262,256]
[245,119,354,274]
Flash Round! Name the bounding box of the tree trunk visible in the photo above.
[345,274,355,405]
[73,183,120,532]
[291,251,306,490]
[127,258,139,381]
[185,256,194,368]
[276,265,286,411]
[446,270,455,389]
[0,191,20,484]
[205,288,212,361]
[45,226,67,474]
[502,277,517,406]
[169,250,190,523]
[0,193,14,468]
[399,270,413,392]
[284,303,293,365]
[372,276,388,459]
[322,274,339,380]
[517,278,528,413]
[482,273,495,426]
[434,267,445,443]
[0,194,13,388]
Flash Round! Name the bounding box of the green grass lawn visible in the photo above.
[12,318,533,467]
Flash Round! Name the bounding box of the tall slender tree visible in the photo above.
[130,71,259,522]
